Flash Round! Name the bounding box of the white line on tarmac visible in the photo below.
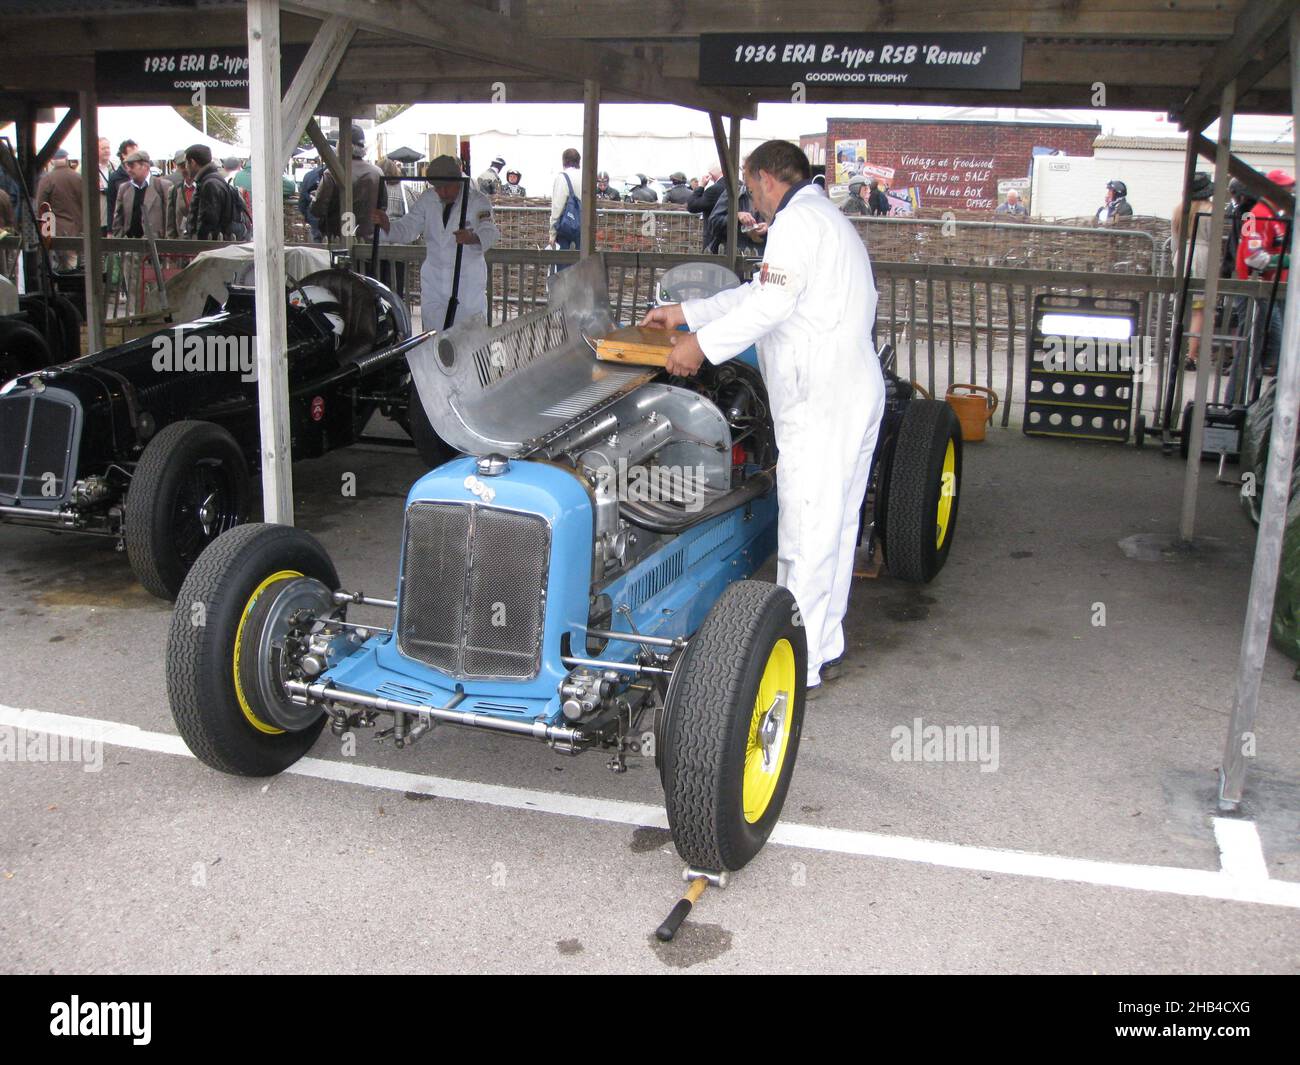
[1213,817,1270,882]
[3,703,1298,910]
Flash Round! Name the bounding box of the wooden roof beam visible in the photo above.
[1174,0,1294,130]
[283,0,755,117]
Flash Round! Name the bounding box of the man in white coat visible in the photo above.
[372,155,501,330]
[640,140,884,695]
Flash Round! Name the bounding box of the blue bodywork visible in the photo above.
[319,454,777,727]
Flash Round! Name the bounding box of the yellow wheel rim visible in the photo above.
[935,439,957,548]
[742,638,796,824]
[232,570,302,735]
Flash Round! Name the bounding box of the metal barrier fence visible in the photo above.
[8,237,1284,434]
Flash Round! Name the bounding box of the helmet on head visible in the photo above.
[1106,179,1127,198]
[848,177,866,192]
[597,171,609,182]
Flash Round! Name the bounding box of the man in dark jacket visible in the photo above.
[1096,179,1133,223]
[185,145,237,240]
[313,126,383,240]
[594,171,622,202]
[626,174,659,203]
[664,172,692,205]
[686,168,726,252]
[299,159,327,241]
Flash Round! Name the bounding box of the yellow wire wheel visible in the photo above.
[662,581,808,872]
[166,523,338,777]
[935,438,957,549]
[232,570,303,735]
[880,398,963,583]
[742,638,796,823]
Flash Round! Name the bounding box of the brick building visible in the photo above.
[809,118,1099,213]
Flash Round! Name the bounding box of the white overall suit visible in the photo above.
[681,183,885,687]
[380,184,501,330]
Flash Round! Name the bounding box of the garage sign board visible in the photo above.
[699,33,1022,91]
[96,45,309,101]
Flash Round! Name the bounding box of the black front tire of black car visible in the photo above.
[125,420,251,599]
[661,580,807,872]
[167,523,338,776]
[880,399,962,583]
[407,385,454,468]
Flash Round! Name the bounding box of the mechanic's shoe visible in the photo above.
[820,656,845,682]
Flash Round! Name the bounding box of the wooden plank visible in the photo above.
[521,0,1240,39]
[591,325,676,366]
[77,88,104,354]
[282,0,754,116]
[248,0,294,526]
[281,15,356,166]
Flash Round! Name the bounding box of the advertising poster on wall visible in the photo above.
[834,139,867,182]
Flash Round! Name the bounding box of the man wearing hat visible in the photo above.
[314,126,383,240]
[35,148,84,267]
[166,149,197,238]
[110,149,168,239]
[372,154,501,330]
[476,157,506,197]
[664,172,692,205]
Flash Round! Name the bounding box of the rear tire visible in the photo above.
[166,523,338,776]
[662,581,807,871]
[881,399,962,583]
[125,420,250,599]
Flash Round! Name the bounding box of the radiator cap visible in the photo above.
[476,454,510,477]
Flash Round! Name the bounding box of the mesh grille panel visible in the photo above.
[398,503,470,674]
[0,393,76,501]
[463,508,549,677]
[397,501,550,679]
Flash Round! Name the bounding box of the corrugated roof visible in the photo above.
[1094,134,1294,152]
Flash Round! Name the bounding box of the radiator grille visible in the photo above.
[0,391,78,501]
[398,501,550,679]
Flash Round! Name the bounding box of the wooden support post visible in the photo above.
[727,114,741,275]
[77,88,104,353]
[1178,80,1235,542]
[280,15,355,166]
[305,118,345,185]
[34,107,80,173]
[1219,11,1300,809]
[247,0,294,526]
[339,112,353,254]
[581,79,598,258]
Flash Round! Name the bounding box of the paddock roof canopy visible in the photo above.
[0,0,1293,124]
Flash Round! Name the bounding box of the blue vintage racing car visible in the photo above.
[164,256,962,872]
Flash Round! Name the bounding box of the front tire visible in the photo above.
[407,385,454,468]
[881,399,962,583]
[166,523,338,776]
[662,581,807,871]
[125,420,251,599]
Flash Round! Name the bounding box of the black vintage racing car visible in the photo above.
[0,268,446,598]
